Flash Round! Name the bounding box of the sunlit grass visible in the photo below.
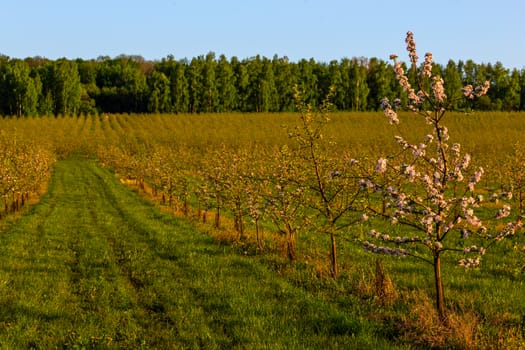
[1,111,524,348]
[0,157,405,349]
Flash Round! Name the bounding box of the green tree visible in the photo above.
[202,52,219,112]
[462,59,477,84]
[216,55,237,112]
[246,55,264,112]
[328,60,345,110]
[443,60,463,110]
[520,69,525,110]
[157,56,190,113]
[259,57,278,112]
[50,59,82,116]
[147,70,172,113]
[232,56,250,112]
[172,60,190,113]
[1,59,40,116]
[296,58,319,107]
[366,58,394,111]
[188,56,203,113]
[488,62,520,111]
[76,59,99,115]
[339,58,353,110]
[348,57,370,111]
[505,69,522,111]
[95,56,147,113]
[272,55,296,112]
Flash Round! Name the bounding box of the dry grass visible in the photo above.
[399,291,458,348]
[396,290,524,350]
[374,259,398,306]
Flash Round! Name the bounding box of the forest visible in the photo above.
[0,52,524,116]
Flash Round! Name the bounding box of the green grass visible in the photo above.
[1,112,525,348]
[0,157,402,349]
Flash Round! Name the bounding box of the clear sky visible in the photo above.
[1,0,524,69]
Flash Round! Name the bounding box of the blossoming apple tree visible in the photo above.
[361,31,521,321]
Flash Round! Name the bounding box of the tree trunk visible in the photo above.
[434,254,446,322]
[287,232,296,261]
[286,224,296,261]
[214,206,220,228]
[255,219,264,250]
[183,193,188,216]
[330,229,338,278]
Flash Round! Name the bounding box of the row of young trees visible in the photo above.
[0,134,55,215]
[91,32,524,325]
[1,52,525,116]
[93,85,522,325]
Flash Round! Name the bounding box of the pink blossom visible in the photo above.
[498,221,522,237]
[407,88,422,105]
[461,153,471,169]
[417,90,427,101]
[394,62,411,92]
[468,167,484,191]
[451,143,461,157]
[432,76,446,103]
[405,31,418,64]
[384,108,399,124]
[363,241,408,257]
[443,222,454,233]
[438,125,449,141]
[422,52,433,78]
[475,81,490,97]
[394,136,409,149]
[421,214,434,233]
[496,205,511,219]
[465,212,482,228]
[380,98,400,124]
[403,164,417,181]
[412,143,426,158]
[463,81,490,99]
[463,85,474,99]
[369,229,380,238]
[502,191,513,200]
[459,257,480,268]
[376,158,387,173]
[359,179,374,190]
[453,170,464,182]
[461,196,476,208]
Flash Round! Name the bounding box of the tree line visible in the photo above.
[1,52,524,116]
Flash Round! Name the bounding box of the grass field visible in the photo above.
[0,112,524,348]
[0,157,404,349]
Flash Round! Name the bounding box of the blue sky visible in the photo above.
[1,0,523,69]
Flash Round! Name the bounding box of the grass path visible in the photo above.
[0,157,397,349]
